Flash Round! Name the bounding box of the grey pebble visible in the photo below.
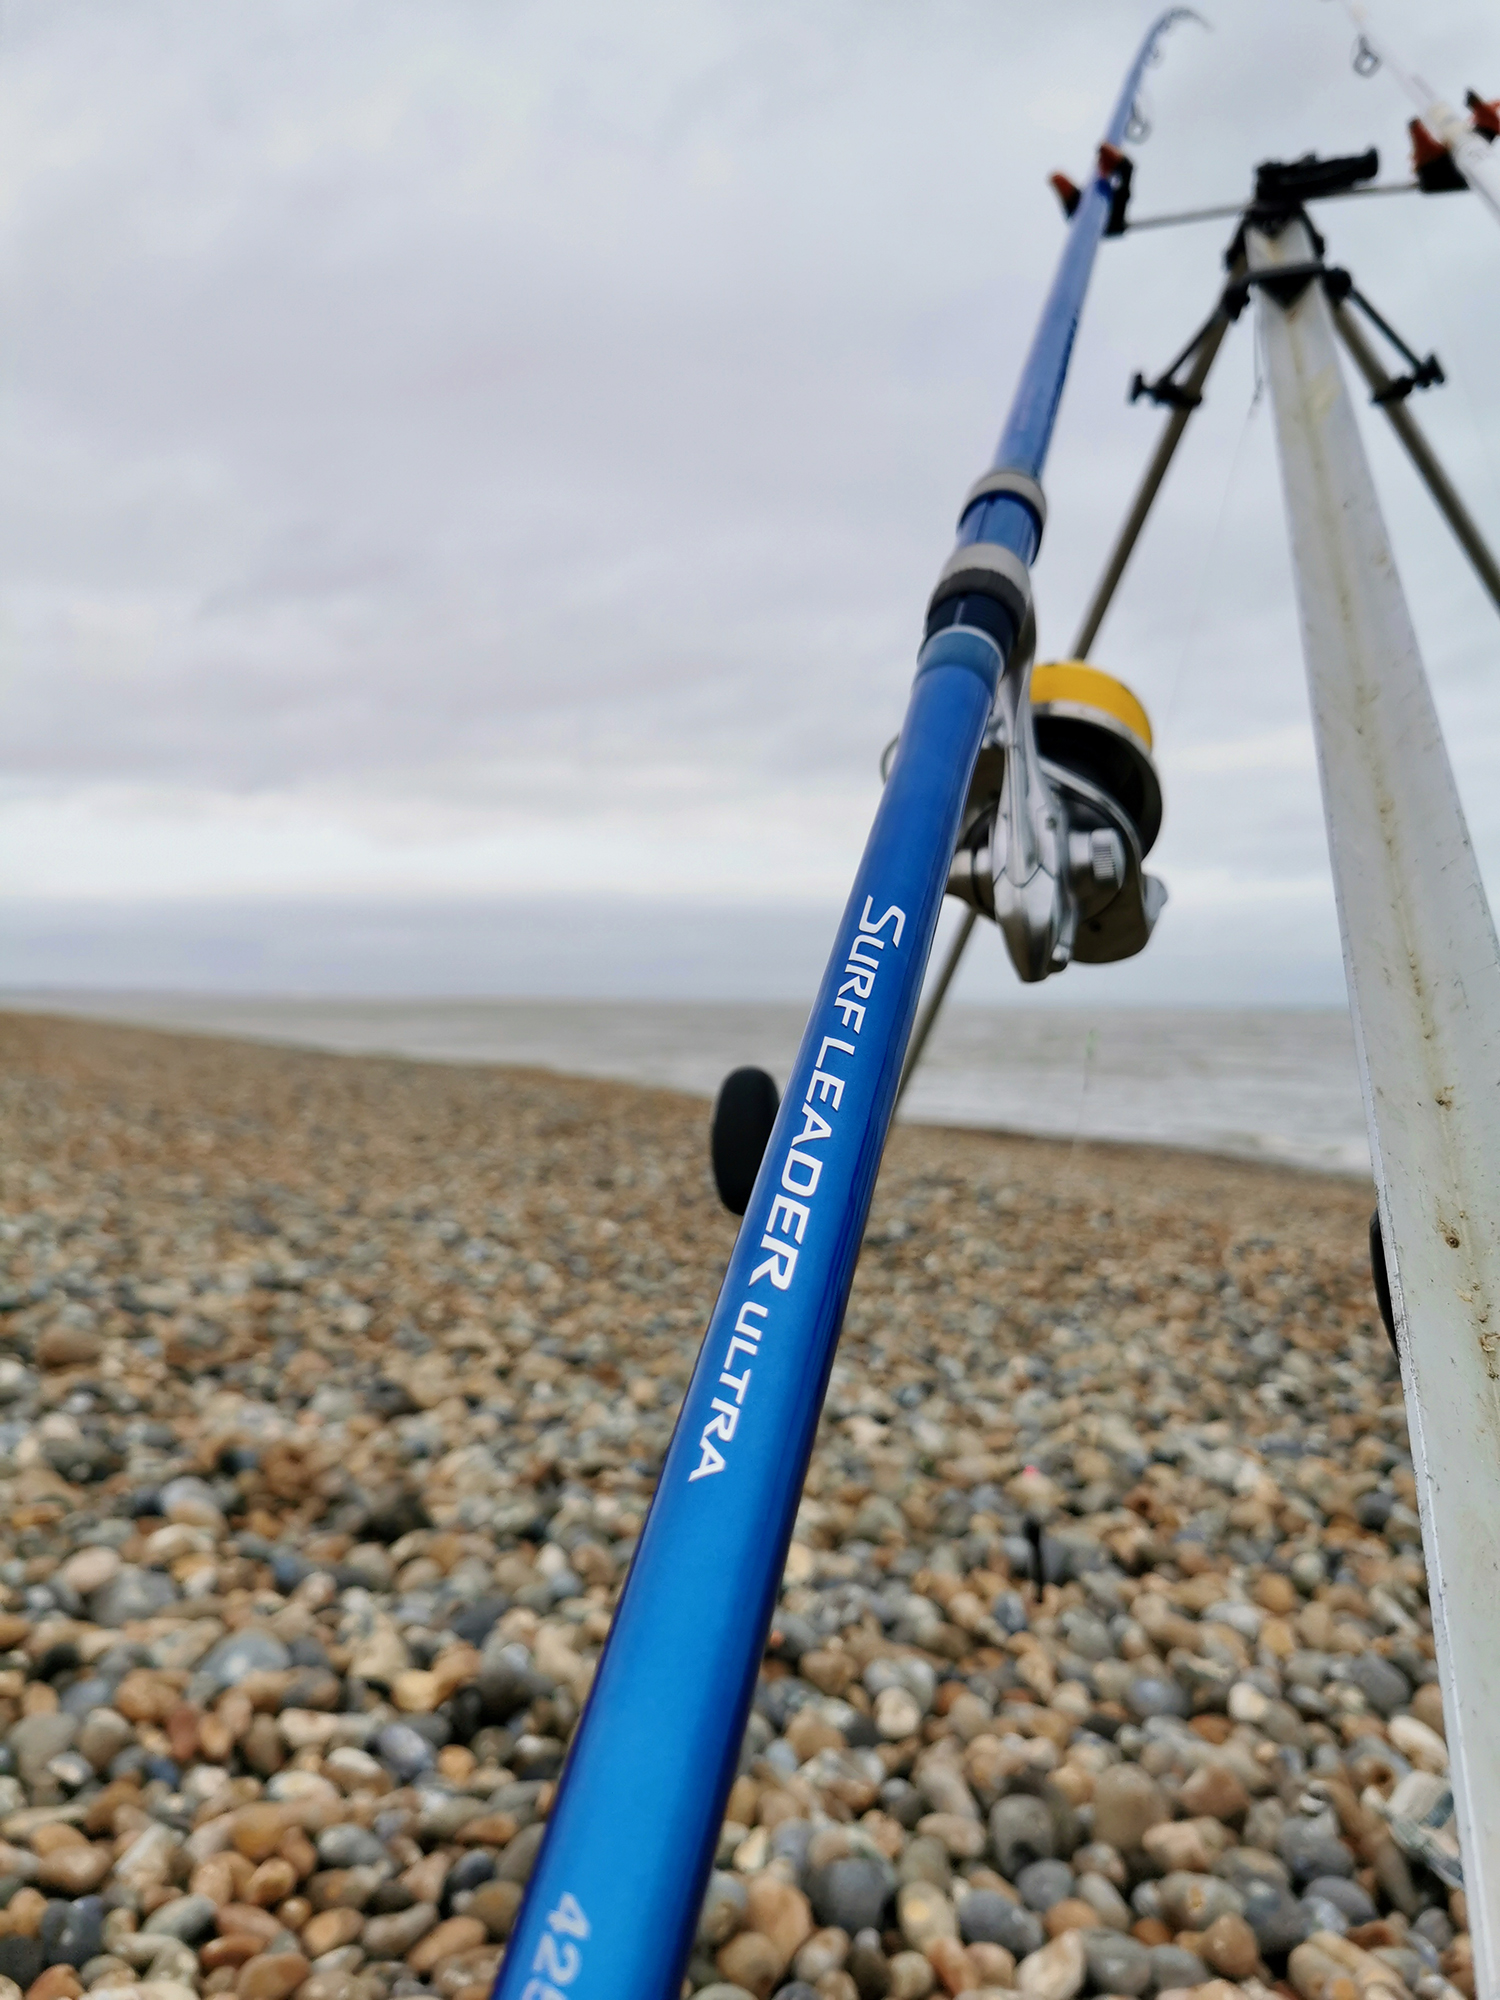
[1083,1928,1152,1996]
[806,1854,893,1934]
[1150,1943,1210,1989]
[141,1895,218,1943]
[697,1871,746,1947]
[1344,1652,1412,1717]
[1015,1858,1074,1911]
[989,1794,1055,1877]
[198,1628,292,1687]
[89,1567,179,1628]
[958,1889,1044,1957]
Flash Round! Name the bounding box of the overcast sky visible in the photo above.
[3,0,1498,1002]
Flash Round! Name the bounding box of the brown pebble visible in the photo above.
[26,1967,83,2000]
[406,1917,488,1975]
[744,1875,812,1962]
[236,1952,311,2000]
[465,1882,522,1941]
[201,1937,266,1971]
[277,1827,318,1880]
[717,1928,786,1997]
[114,1670,178,1725]
[232,1806,290,1863]
[199,1715,235,1764]
[1200,1911,1259,1981]
[193,1853,253,1904]
[3,1890,47,1937]
[302,1910,364,1959]
[1254,1571,1300,1614]
[1178,1762,1250,1822]
[30,1826,87,1857]
[0,1615,29,1649]
[1132,1917,1172,1947]
[1412,1682,1446,1738]
[246,1858,298,1908]
[166,1702,201,1765]
[276,1899,313,1935]
[217,1905,284,1946]
[1043,1897,1098,1937]
[35,1846,112,1895]
[83,1777,141,1836]
[454,1813,518,1849]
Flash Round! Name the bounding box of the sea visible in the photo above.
[3,993,1370,1177]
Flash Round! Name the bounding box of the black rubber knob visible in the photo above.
[710,1067,780,1215]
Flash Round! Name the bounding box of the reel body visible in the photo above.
[946,659,1167,981]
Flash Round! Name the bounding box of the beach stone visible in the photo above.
[373,1724,433,1783]
[317,1828,387,1870]
[77,1709,134,1773]
[142,1899,217,1945]
[36,1324,101,1370]
[1125,1674,1188,1720]
[301,1913,363,1959]
[200,1631,293,1689]
[807,1857,892,1935]
[362,1906,437,1959]
[1278,1820,1355,1885]
[1306,1877,1375,1923]
[792,1930,850,1982]
[1081,1929,1150,1996]
[1089,1766,1167,1854]
[9,1716,76,1783]
[495,1824,545,1885]
[743,1875,811,1961]
[1075,1871,1130,1932]
[237,1954,310,2000]
[698,1873,747,1948]
[35,1847,110,1896]
[1344,1652,1411,1718]
[716,1931,784,1996]
[1016,1860,1073,1912]
[1014,1928,1085,1999]
[873,1687,922,1741]
[895,1882,954,1950]
[989,1795,1054,1877]
[1148,1943,1209,1990]
[40,1900,104,1971]
[693,1989,756,2000]
[1178,1762,1249,1823]
[465,1883,521,1941]
[90,1569,178,1628]
[1157,1873,1245,1932]
[0,1943,42,1991]
[881,1955,932,1999]
[1199,1911,1260,1980]
[1240,1878,1310,1956]
[959,1890,1042,1958]
[406,1917,486,1973]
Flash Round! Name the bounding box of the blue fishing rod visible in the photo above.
[493,14,1198,1994]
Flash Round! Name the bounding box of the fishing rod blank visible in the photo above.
[490,13,1199,1995]
[1332,0,1500,228]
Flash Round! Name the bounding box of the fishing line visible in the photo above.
[1156,358,1265,741]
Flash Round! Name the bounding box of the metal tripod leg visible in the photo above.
[895,291,1235,1106]
[1332,301,1500,615]
[1255,216,1500,1983]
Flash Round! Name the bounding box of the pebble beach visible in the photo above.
[0,1012,1473,2000]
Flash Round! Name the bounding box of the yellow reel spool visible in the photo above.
[1030,660,1162,854]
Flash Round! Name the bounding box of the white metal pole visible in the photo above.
[1253,215,1500,1978]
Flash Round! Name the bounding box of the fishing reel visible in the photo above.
[930,622,1166,982]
